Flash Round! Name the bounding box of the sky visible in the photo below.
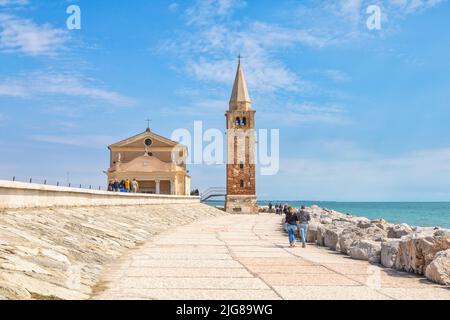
[0,0,450,201]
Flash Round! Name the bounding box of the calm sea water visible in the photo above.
[206,200,450,229]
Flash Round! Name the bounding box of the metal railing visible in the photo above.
[200,187,226,202]
[2,175,104,191]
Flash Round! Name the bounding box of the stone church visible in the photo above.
[225,59,258,213]
[106,129,190,195]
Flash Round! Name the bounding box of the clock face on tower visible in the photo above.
[144,138,153,147]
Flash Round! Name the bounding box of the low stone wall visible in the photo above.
[0,180,199,210]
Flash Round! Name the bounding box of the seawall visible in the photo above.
[0,180,199,209]
[0,181,226,300]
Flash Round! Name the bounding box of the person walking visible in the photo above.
[113,178,119,192]
[296,205,311,248]
[285,207,298,247]
[124,178,131,192]
[131,178,139,193]
[268,202,273,213]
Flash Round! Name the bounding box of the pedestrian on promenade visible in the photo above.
[113,178,119,192]
[296,205,311,248]
[131,178,139,193]
[125,178,131,192]
[285,207,298,247]
[268,202,273,213]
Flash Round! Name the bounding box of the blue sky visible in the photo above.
[1,0,450,201]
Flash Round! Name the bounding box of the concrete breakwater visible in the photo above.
[274,205,450,286]
[0,201,225,299]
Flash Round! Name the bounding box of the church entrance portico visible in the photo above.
[135,179,171,194]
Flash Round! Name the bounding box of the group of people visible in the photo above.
[268,203,311,248]
[284,205,311,248]
[268,202,292,216]
[108,178,139,193]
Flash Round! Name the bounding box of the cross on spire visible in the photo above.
[145,117,151,130]
[237,54,242,63]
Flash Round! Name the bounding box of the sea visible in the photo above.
[205,200,450,229]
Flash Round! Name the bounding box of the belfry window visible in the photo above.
[240,180,244,188]
[242,117,247,125]
[235,117,241,126]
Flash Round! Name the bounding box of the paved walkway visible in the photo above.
[94,214,450,300]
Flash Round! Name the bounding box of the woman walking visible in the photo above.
[285,207,298,247]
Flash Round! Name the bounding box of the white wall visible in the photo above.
[0,180,200,209]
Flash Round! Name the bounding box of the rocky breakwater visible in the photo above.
[288,205,450,286]
[0,203,226,300]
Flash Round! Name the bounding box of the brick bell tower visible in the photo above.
[225,57,258,214]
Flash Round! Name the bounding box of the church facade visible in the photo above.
[107,128,190,195]
[225,60,258,213]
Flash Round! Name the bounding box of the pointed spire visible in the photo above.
[229,56,251,110]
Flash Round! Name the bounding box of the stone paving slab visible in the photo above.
[259,273,361,286]
[378,287,450,300]
[130,253,232,260]
[114,277,269,290]
[94,214,449,300]
[130,259,243,268]
[117,267,255,278]
[97,289,281,300]
[273,285,389,300]
[248,265,334,275]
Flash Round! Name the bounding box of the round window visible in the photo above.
[144,138,153,147]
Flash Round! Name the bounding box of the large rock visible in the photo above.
[371,219,391,231]
[395,235,450,274]
[324,228,343,251]
[339,229,358,255]
[381,240,400,268]
[348,240,382,263]
[425,249,450,285]
[316,225,327,246]
[339,225,387,255]
[306,222,319,243]
[387,223,413,238]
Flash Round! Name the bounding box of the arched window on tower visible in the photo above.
[235,117,241,126]
[240,180,244,188]
[242,117,247,125]
[239,162,244,169]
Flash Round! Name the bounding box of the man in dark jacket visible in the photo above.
[296,206,311,248]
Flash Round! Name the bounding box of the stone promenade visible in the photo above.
[94,214,450,300]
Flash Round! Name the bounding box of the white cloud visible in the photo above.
[186,0,246,26]
[168,3,179,13]
[0,71,136,107]
[0,84,28,97]
[30,134,118,149]
[321,69,352,83]
[164,21,321,94]
[0,0,28,6]
[261,103,349,125]
[0,13,68,56]
[278,144,450,201]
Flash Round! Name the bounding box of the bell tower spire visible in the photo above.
[229,55,251,111]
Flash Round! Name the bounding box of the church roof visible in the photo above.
[229,59,251,107]
[108,128,185,149]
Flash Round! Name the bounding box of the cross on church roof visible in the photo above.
[238,54,242,63]
[145,117,152,131]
